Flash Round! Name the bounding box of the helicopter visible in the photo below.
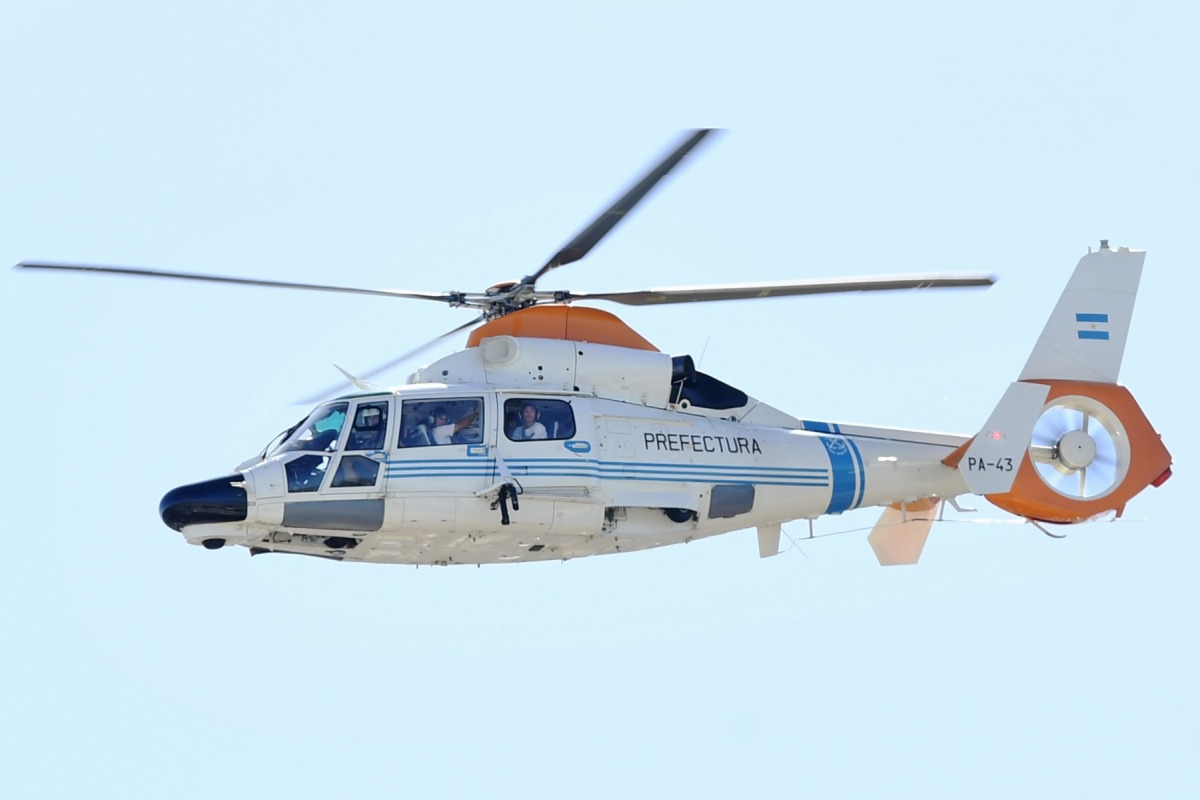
[16,129,1173,566]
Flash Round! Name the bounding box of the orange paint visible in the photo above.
[890,496,940,512]
[942,440,970,469]
[466,305,659,351]
[984,381,1172,523]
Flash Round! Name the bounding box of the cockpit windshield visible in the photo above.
[271,402,349,455]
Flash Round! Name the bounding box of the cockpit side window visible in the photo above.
[274,403,349,454]
[399,398,484,447]
[286,455,329,492]
[346,401,389,451]
[504,398,576,441]
[331,455,380,488]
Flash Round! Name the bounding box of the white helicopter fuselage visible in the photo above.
[176,316,971,565]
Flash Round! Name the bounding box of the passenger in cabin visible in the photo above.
[511,402,547,440]
[431,405,479,445]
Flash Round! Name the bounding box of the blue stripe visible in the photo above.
[599,469,824,481]
[381,457,833,488]
[502,472,603,480]
[387,465,495,471]
[600,461,825,475]
[1076,313,1109,322]
[1077,330,1110,340]
[385,468,826,487]
[505,457,827,477]
[846,437,866,509]
[612,476,827,487]
[387,472,496,479]
[387,458,494,466]
[598,464,826,477]
[504,458,600,465]
[387,466,495,473]
[600,473,826,487]
[388,456,828,475]
[801,420,835,433]
[821,437,857,514]
[387,463,495,470]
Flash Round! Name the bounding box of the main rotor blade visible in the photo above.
[15,261,451,303]
[295,315,484,405]
[528,128,718,285]
[568,273,997,306]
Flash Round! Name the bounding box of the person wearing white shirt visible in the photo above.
[431,406,479,445]
[511,403,547,440]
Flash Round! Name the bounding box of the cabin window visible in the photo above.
[504,398,576,441]
[275,402,349,454]
[286,454,330,492]
[399,398,484,447]
[331,455,381,488]
[345,401,389,451]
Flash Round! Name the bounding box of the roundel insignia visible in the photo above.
[822,437,849,455]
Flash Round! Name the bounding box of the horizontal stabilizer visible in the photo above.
[955,381,1050,494]
[868,500,940,566]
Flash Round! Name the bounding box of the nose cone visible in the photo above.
[160,475,248,532]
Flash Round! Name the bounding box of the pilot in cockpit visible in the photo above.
[347,405,386,450]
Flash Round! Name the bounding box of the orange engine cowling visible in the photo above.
[985,380,1172,523]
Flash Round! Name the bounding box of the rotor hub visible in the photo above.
[1056,429,1097,470]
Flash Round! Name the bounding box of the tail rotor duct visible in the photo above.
[1028,395,1129,500]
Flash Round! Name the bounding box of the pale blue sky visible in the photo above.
[2,2,1196,798]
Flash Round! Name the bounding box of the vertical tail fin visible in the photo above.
[1019,242,1143,383]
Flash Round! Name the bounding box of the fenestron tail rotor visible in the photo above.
[1029,396,1129,499]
